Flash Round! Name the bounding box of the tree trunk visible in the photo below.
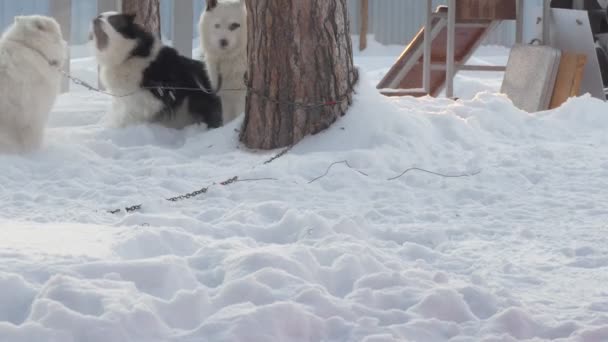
[241,0,358,150]
[122,0,161,36]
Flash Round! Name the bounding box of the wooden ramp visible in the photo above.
[377,6,508,97]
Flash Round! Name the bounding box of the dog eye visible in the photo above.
[215,23,220,29]
[229,23,241,31]
[35,22,46,31]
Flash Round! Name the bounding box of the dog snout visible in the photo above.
[220,39,229,48]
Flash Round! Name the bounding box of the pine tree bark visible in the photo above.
[241,0,358,150]
[122,0,161,36]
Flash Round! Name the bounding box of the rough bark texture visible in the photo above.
[241,0,358,150]
[122,0,161,36]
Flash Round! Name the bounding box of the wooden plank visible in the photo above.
[172,0,194,57]
[379,24,492,95]
[571,54,587,96]
[549,53,587,109]
[359,0,368,51]
[49,0,71,93]
[377,4,502,98]
[456,0,516,20]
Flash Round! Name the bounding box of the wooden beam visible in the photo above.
[359,0,369,51]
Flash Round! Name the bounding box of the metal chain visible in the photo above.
[61,67,358,109]
[263,144,293,164]
[23,38,359,109]
[55,63,357,215]
[166,186,209,202]
[244,69,359,109]
[59,68,232,97]
[107,145,292,214]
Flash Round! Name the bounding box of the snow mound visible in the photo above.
[1,45,608,341]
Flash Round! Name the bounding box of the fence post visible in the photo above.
[359,0,368,51]
[172,0,194,58]
[49,0,72,93]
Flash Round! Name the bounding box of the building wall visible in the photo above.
[0,0,542,47]
[348,0,544,47]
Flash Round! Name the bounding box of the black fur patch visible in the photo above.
[142,47,223,128]
[107,13,154,58]
[104,13,222,128]
[207,0,219,11]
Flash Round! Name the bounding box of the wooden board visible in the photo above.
[549,53,588,109]
[359,0,369,51]
[456,0,517,20]
[377,7,495,97]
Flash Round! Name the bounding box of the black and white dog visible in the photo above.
[92,12,222,129]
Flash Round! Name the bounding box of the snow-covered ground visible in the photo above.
[2,38,608,341]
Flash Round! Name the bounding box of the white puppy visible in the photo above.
[199,0,247,124]
[0,15,66,154]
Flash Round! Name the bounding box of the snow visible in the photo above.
[2,37,608,341]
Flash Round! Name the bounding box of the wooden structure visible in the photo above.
[377,0,524,98]
[549,53,587,109]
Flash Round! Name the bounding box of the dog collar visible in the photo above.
[6,38,61,68]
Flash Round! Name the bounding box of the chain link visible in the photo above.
[61,67,358,109]
[107,146,291,214]
[166,187,209,202]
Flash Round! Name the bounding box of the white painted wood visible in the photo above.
[423,0,432,93]
[446,0,456,98]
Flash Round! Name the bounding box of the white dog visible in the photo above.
[0,15,66,154]
[199,0,247,124]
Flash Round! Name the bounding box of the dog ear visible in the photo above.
[207,0,219,11]
[14,16,24,24]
